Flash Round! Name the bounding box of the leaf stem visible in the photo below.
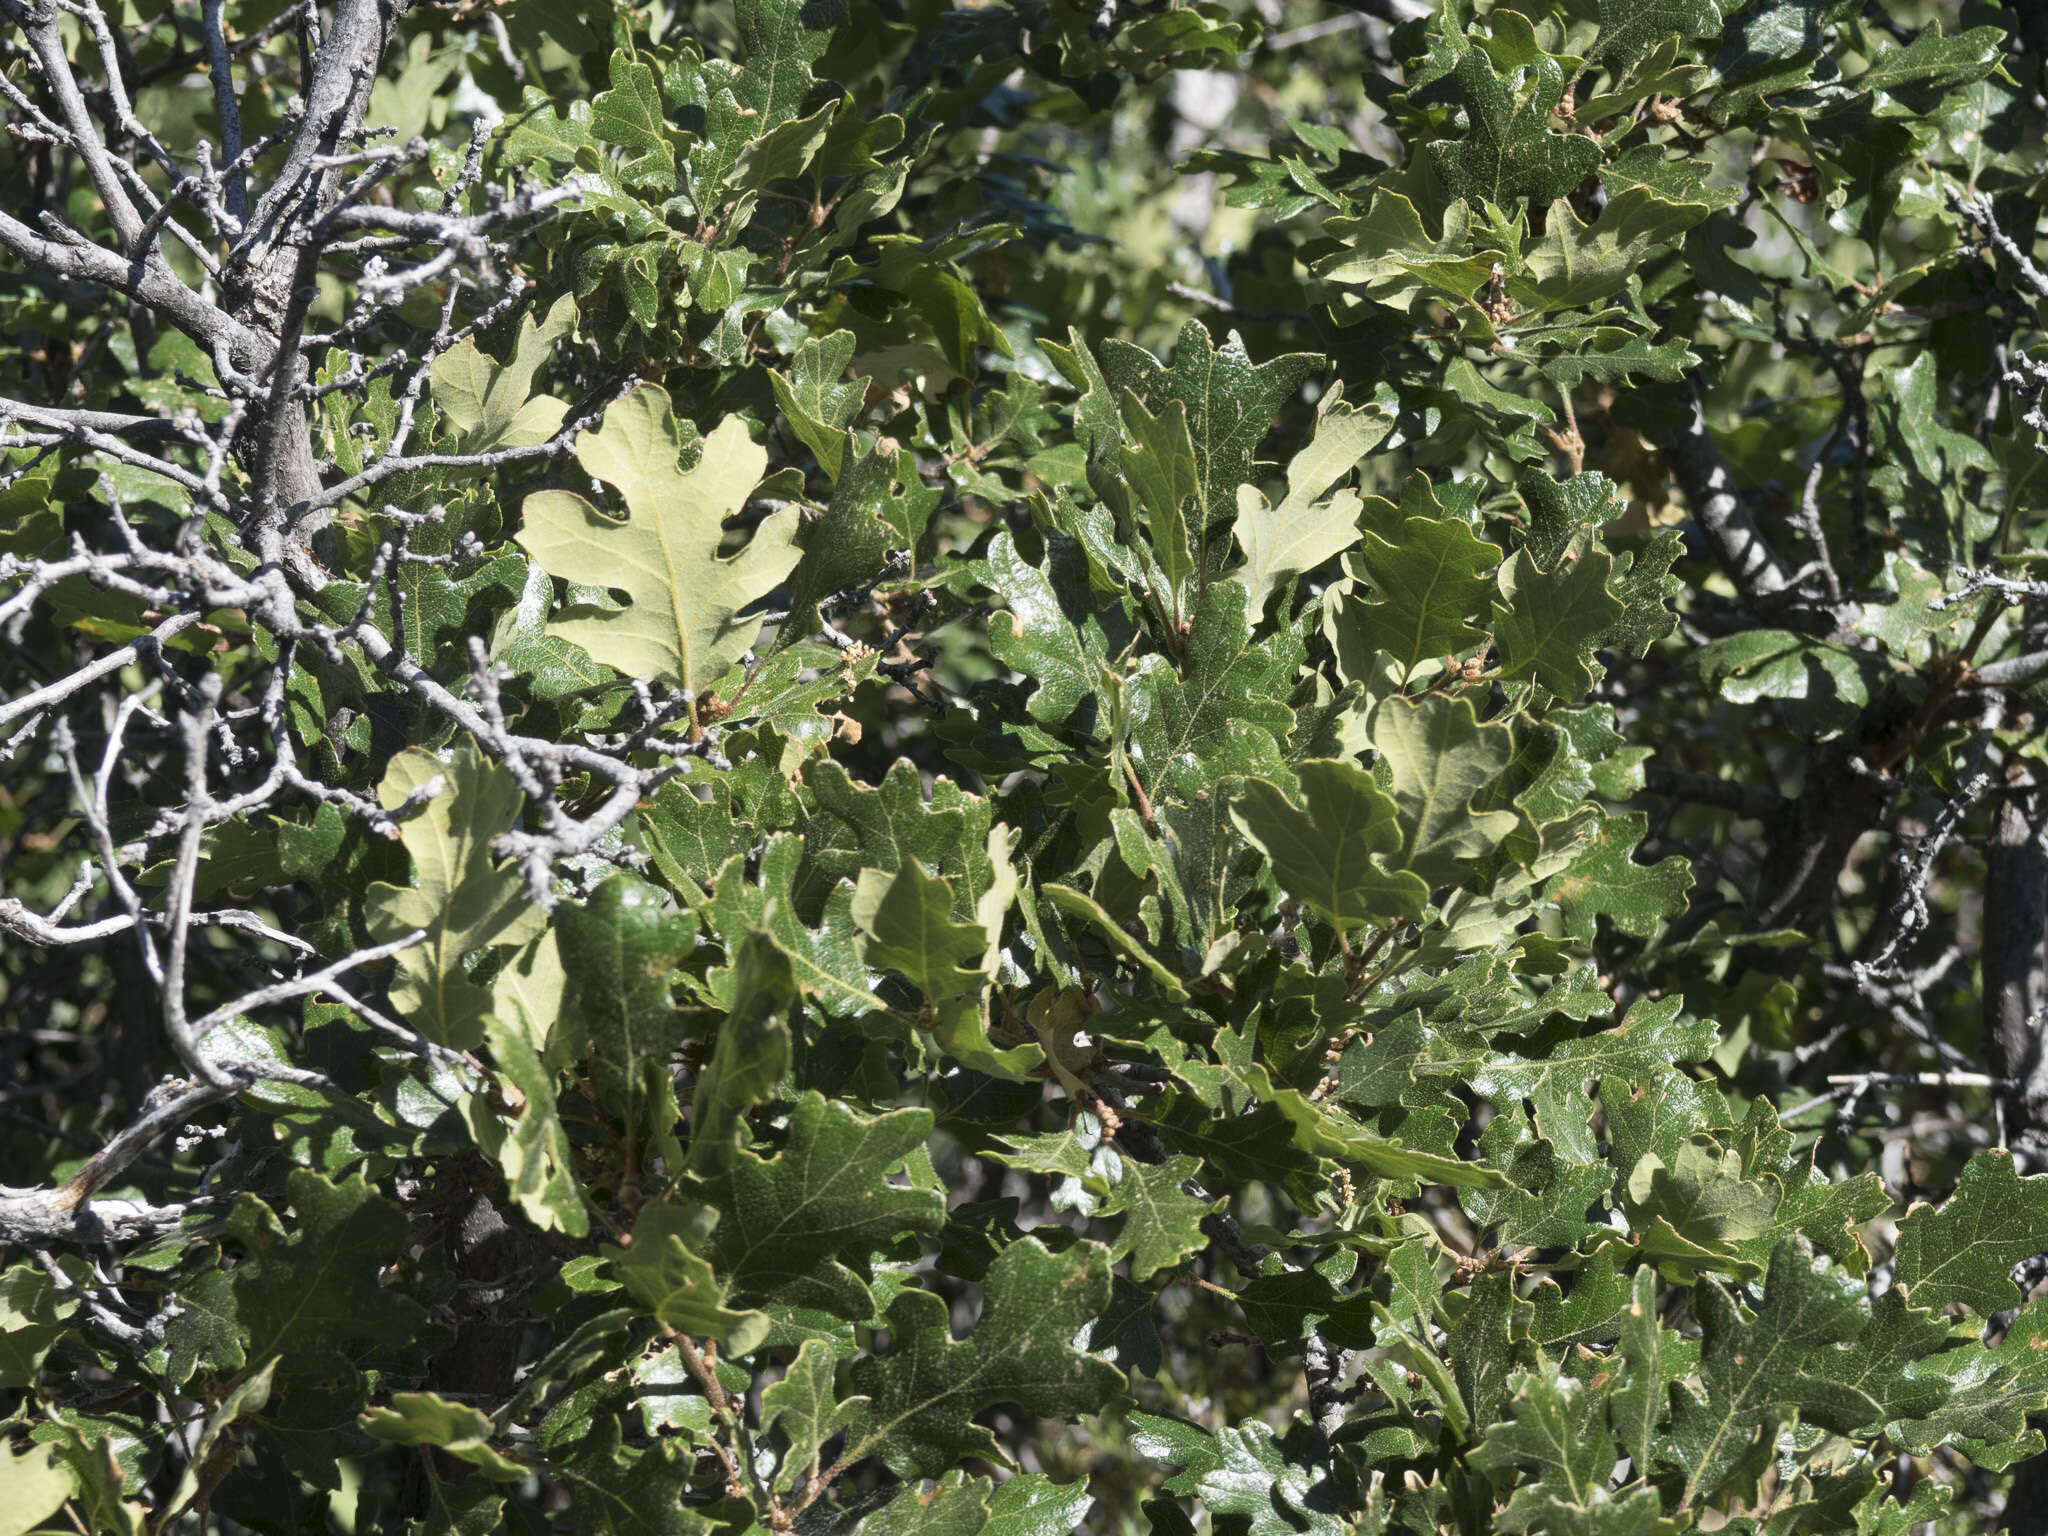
[1124,754,1157,832]
[669,1329,775,1516]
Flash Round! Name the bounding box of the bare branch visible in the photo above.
[0,611,201,729]
[1978,650,2048,687]
[1664,384,1803,615]
[203,0,248,223]
[1955,191,2048,301]
[0,1075,239,1243]
[1986,776,2048,1131]
[0,205,254,357]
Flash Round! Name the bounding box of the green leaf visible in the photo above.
[159,1267,244,1389]
[228,1170,428,1372]
[591,55,676,188]
[1105,1155,1218,1282]
[607,1203,770,1352]
[1625,1136,1780,1250]
[1795,1288,1954,1435]
[1525,184,1721,309]
[778,459,897,633]
[431,294,576,452]
[365,739,547,1049]
[1317,190,1496,302]
[1891,1294,2048,1467]
[361,1392,527,1481]
[764,1338,862,1491]
[1268,1084,1510,1189]
[1126,580,1296,797]
[517,385,800,690]
[844,1238,1125,1478]
[558,874,700,1156]
[554,1421,709,1536]
[0,1441,73,1536]
[1236,1265,1374,1356]
[24,1423,144,1536]
[1548,811,1694,944]
[1606,528,1684,660]
[630,1347,713,1439]
[466,933,589,1237]
[1492,542,1625,701]
[983,1474,1094,1536]
[1461,1104,1610,1248]
[1039,882,1189,999]
[1042,327,1123,466]
[1231,388,1390,620]
[1736,1165,1889,1277]
[1853,23,2007,102]
[770,331,867,482]
[1332,515,1501,680]
[698,1092,944,1317]
[1232,760,1428,930]
[992,1114,1122,1213]
[1518,472,1623,573]
[1893,1151,2048,1316]
[731,0,841,123]
[689,929,794,1172]
[1194,1419,1345,1536]
[1103,320,1319,531]
[1470,1359,1613,1519]
[1427,26,1602,206]
[1692,627,1895,743]
[639,779,752,902]
[903,264,1013,375]
[1667,1240,1870,1506]
[1473,997,1719,1134]
[1592,0,1724,66]
[1369,692,1520,887]
[1609,1266,1682,1476]
[979,530,1121,728]
[1130,1411,1225,1494]
[1451,1269,1527,1434]
[730,98,835,192]
[1116,392,1200,607]
[500,89,591,166]
[0,1266,68,1390]
[859,1472,993,1536]
[853,855,1041,1076]
[166,1359,276,1517]
[706,837,890,1018]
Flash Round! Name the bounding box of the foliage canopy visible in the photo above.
[3,0,2048,1533]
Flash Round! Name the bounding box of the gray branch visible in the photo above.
[1663,384,1803,615]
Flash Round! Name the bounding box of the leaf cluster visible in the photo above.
[3,2,2048,1535]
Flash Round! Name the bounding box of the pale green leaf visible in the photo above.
[517,386,800,690]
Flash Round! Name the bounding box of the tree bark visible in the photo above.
[435,1191,529,1402]
[1982,777,2048,1536]
[1985,777,2048,1143]
[225,0,410,531]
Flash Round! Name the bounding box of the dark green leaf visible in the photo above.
[845,1238,1125,1478]
[1893,1151,2048,1316]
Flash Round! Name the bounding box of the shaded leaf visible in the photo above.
[365,740,546,1049]
[1233,760,1428,930]
[699,1092,944,1317]
[844,1238,1125,1478]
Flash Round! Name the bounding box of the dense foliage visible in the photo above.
[4,0,2048,1531]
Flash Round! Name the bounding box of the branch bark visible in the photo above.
[1663,384,1802,617]
[1984,774,2048,1140]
